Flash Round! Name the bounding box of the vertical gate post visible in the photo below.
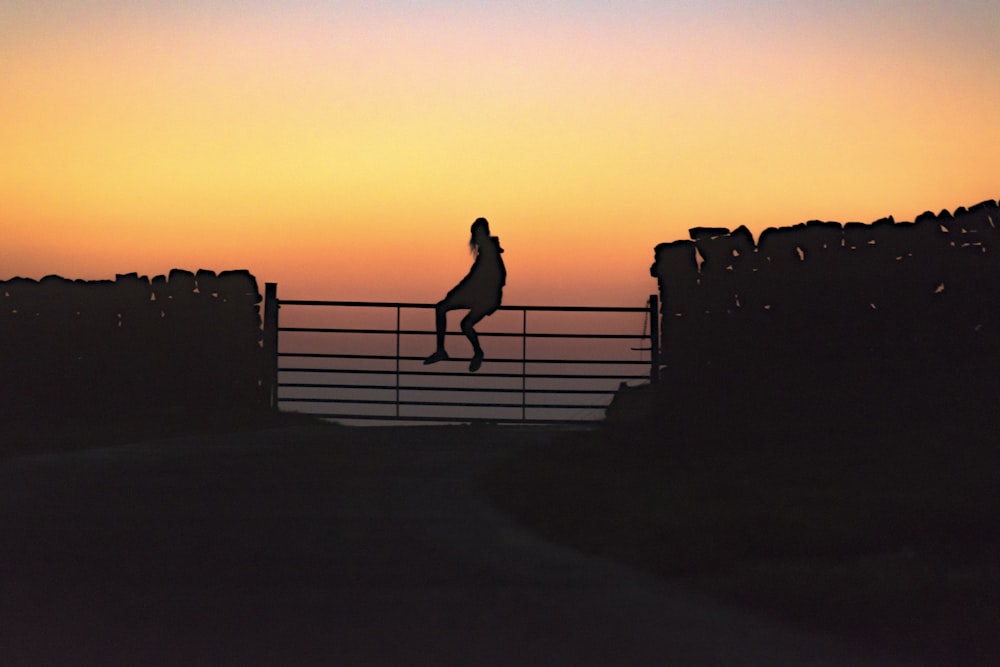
[521,308,528,421]
[648,294,660,385]
[395,306,401,419]
[263,282,280,412]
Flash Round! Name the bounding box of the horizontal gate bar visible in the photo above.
[279,367,647,380]
[279,352,648,365]
[278,299,646,313]
[279,382,618,395]
[292,412,602,424]
[279,326,644,340]
[281,397,610,409]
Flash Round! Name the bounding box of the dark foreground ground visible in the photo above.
[1,421,915,666]
[486,398,1000,667]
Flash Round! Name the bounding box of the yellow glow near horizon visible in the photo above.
[2,3,998,303]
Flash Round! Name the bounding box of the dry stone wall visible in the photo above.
[649,200,999,420]
[1,269,266,424]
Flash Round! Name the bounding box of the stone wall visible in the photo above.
[0,269,266,424]
[649,200,999,422]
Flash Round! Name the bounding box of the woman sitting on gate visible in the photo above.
[424,217,506,372]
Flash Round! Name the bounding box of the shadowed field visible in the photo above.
[485,394,1000,667]
[1,421,910,666]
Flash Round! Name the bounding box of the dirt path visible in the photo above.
[0,424,914,666]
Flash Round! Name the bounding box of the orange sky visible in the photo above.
[2,2,998,305]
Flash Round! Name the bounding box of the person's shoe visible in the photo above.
[423,350,449,365]
[469,350,484,372]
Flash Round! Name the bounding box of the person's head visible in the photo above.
[469,217,490,252]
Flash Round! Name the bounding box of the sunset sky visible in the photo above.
[3,1,998,305]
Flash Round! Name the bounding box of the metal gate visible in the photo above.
[263,284,658,424]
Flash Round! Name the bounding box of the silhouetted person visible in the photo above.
[424,217,506,372]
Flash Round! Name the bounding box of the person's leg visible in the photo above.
[435,302,448,351]
[461,309,487,372]
[423,301,452,364]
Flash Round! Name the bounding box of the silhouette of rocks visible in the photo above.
[0,269,266,429]
[649,201,1000,427]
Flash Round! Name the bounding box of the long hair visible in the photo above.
[469,217,490,255]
